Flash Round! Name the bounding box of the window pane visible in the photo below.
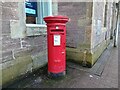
[25,1,37,17]
[25,0,52,24]
[26,16,36,24]
[25,0,38,24]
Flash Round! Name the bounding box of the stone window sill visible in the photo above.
[26,24,47,36]
[26,24,47,28]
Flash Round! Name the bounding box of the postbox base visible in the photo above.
[48,71,66,78]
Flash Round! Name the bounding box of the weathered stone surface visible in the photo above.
[1,49,48,86]
[0,58,2,64]
[13,47,32,58]
[59,2,113,69]
[52,2,58,15]
[58,2,88,48]
[91,2,112,50]
[0,64,2,87]
[78,18,91,27]
[1,1,49,86]
[92,40,110,65]
[0,6,2,21]
[58,2,86,16]
[21,35,47,52]
[2,35,21,52]
[32,50,47,70]
[86,2,93,18]
[10,20,26,38]
[66,39,109,67]
[2,2,18,8]
[85,26,92,44]
[2,34,20,43]
[2,50,13,63]
[2,55,33,86]
[2,7,19,21]
[0,20,2,41]
[2,20,10,34]
[26,27,47,36]
[0,1,2,6]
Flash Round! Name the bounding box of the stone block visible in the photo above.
[30,46,45,56]
[0,58,2,64]
[0,64,2,87]
[10,20,26,38]
[2,39,21,52]
[85,26,92,44]
[0,1,2,6]
[58,2,86,17]
[28,35,47,47]
[0,6,2,21]
[58,2,91,49]
[0,20,2,37]
[1,48,48,86]
[32,50,47,70]
[2,56,13,63]
[66,20,79,30]
[78,19,90,27]
[2,2,18,8]
[66,28,85,48]
[52,2,58,15]
[21,36,47,52]
[2,54,33,86]
[66,47,92,68]
[92,40,109,65]
[66,39,109,68]
[2,34,11,41]
[26,27,47,36]
[2,7,19,21]
[13,47,31,58]
[2,20,10,34]
[58,2,73,7]
[66,47,84,62]
[2,50,13,63]
[86,2,93,18]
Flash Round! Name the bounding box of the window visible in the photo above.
[25,0,52,24]
[104,2,108,27]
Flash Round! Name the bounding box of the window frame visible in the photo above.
[25,0,52,27]
[104,2,108,27]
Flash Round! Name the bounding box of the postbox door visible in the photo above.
[53,34,66,73]
[48,29,66,73]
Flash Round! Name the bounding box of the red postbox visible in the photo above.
[43,15,69,77]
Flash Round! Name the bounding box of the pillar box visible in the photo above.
[43,15,69,77]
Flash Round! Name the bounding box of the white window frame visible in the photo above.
[25,0,52,27]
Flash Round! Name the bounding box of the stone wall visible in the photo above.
[91,2,113,64]
[58,2,92,49]
[92,2,113,48]
[58,2,93,66]
[58,2,114,67]
[0,1,2,89]
[1,1,59,86]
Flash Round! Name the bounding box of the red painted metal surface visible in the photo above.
[44,16,69,74]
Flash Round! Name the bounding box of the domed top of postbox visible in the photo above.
[43,15,69,24]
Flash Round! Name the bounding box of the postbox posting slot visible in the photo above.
[50,29,64,34]
[51,30,64,32]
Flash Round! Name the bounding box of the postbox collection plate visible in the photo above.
[54,35,61,46]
